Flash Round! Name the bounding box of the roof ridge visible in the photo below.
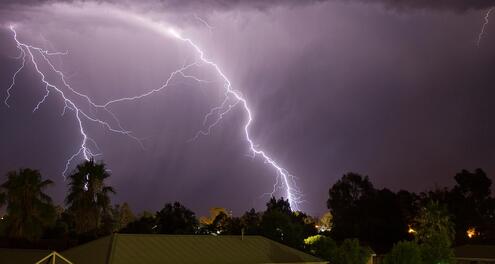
[106,233,118,264]
[115,234,263,237]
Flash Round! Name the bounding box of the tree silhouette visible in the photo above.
[260,197,317,249]
[333,239,371,264]
[0,168,55,241]
[112,202,135,232]
[328,173,414,251]
[450,169,494,243]
[327,173,375,240]
[383,241,422,264]
[155,202,198,234]
[65,159,115,236]
[414,201,455,264]
[240,208,261,235]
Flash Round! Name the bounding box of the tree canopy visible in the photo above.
[0,168,55,241]
[65,159,115,236]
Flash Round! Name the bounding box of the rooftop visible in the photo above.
[455,245,495,260]
[62,234,325,264]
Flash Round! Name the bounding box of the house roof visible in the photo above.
[455,245,495,260]
[0,248,51,264]
[62,234,325,264]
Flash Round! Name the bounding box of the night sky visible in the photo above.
[0,0,494,217]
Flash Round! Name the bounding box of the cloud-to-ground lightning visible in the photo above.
[5,8,302,210]
[6,25,135,177]
[477,7,494,47]
[166,28,301,210]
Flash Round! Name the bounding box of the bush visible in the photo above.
[383,241,422,264]
[420,232,455,264]
[333,238,371,264]
[304,235,337,261]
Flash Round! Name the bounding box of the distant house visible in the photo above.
[0,234,326,264]
[455,245,495,264]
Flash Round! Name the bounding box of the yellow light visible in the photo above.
[467,227,477,239]
[408,225,416,234]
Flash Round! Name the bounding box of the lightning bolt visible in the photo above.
[477,7,493,47]
[167,29,302,210]
[194,13,214,33]
[6,25,138,177]
[5,10,302,210]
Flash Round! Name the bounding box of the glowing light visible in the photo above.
[467,227,478,239]
[168,28,182,39]
[5,9,302,210]
[166,24,301,210]
[477,7,494,47]
[408,225,416,234]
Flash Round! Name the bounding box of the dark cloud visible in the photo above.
[1,0,494,12]
[348,0,495,11]
[157,0,495,12]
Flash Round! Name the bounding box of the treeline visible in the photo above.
[320,169,495,264]
[327,170,495,248]
[1,159,494,264]
[0,159,318,251]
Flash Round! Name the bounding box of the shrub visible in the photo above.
[383,241,422,264]
[333,238,371,264]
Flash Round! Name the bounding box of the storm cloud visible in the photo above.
[0,0,494,217]
[1,0,494,12]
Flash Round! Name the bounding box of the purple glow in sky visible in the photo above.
[0,0,494,216]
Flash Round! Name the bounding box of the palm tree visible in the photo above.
[0,168,55,241]
[65,159,115,235]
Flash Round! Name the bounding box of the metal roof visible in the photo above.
[62,234,326,264]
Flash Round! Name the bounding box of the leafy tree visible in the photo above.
[199,207,241,235]
[155,202,198,234]
[43,206,70,239]
[0,168,55,241]
[260,197,317,249]
[414,201,455,264]
[65,159,115,236]
[317,212,333,232]
[240,208,261,235]
[217,214,243,235]
[119,215,157,234]
[333,238,371,264]
[396,190,420,228]
[327,173,374,240]
[201,211,242,235]
[112,203,135,232]
[414,201,454,243]
[199,207,229,226]
[120,213,156,234]
[383,241,422,264]
[328,173,410,250]
[266,196,292,214]
[449,169,494,243]
[304,235,337,261]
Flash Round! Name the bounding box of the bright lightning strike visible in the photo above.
[166,26,302,210]
[477,7,493,47]
[7,25,136,177]
[5,10,302,210]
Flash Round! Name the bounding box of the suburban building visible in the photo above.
[455,245,495,264]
